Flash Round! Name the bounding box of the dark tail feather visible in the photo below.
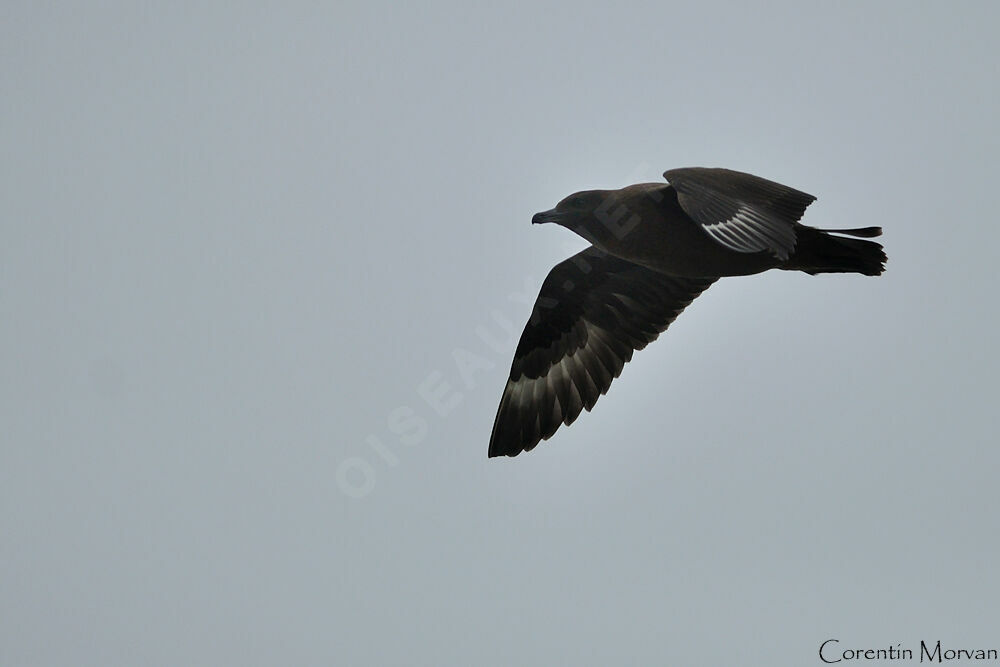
[786,225,887,276]
[815,226,883,238]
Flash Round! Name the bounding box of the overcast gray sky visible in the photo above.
[3,2,999,665]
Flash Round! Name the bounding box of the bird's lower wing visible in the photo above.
[489,247,716,458]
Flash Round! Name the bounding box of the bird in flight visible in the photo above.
[489,167,886,458]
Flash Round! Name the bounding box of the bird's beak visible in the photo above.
[531,208,562,225]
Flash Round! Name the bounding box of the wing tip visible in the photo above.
[487,433,525,458]
[488,436,534,458]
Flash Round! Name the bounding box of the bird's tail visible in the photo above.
[784,225,886,276]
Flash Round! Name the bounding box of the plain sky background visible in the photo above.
[3,2,999,665]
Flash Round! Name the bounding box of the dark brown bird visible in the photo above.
[489,167,885,458]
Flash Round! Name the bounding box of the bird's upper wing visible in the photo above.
[489,247,716,458]
[664,167,816,261]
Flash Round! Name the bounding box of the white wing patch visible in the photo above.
[701,205,797,260]
[505,321,625,434]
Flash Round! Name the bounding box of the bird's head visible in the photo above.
[531,190,610,243]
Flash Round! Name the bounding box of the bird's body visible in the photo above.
[564,182,786,277]
[489,167,886,458]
